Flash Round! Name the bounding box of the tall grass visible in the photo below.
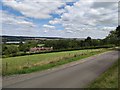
[2,49,108,76]
[88,60,118,88]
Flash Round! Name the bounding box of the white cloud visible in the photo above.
[2,0,66,19]
[55,1,118,38]
[1,0,119,38]
[49,18,62,25]
[1,10,39,36]
[43,24,56,29]
[1,10,36,27]
[54,9,66,15]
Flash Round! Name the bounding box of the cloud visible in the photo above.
[43,24,56,29]
[1,10,39,36]
[49,18,62,25]
[2,0,66,19]
[54,9,66,15]
[1,10,36,27]
[1,0,119,38]
[54,1,118,38]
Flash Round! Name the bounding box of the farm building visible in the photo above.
[30,47,53,52]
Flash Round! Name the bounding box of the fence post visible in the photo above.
[5,62,8,72]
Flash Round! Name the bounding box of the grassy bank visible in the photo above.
[2,49,108,76]
[88,60,118,88]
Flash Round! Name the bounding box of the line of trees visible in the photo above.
[44,26,120,50]
[2,26,120,57]
[104,26,120,45]
[44,37,106,50]
[2,40,38,56]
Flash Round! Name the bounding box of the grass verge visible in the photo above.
[2,49,108,76]
[88,60,118,88]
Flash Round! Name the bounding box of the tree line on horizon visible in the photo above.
[2,26,120,57]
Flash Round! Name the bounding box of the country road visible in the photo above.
[3,50,119,88]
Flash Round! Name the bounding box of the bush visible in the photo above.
[3,45,19,55]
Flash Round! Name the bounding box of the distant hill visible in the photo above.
[1,35,85,43]
[1,35,63,42]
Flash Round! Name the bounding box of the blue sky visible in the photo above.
[1,1,63,28]
[1,0,118,39]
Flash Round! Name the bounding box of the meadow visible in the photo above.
[2,49,108,76]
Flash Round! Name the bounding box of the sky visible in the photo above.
[0,0,119,39]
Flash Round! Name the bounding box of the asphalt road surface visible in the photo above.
[3,50,119,88]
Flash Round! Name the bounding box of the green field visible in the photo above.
[2,49,108,76]
[88,60,118,88]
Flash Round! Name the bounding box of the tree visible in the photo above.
[3,45,19,55]
[85,37,92,46]
[116,26,120,38]
[91,39,101,46]
[85,37,92,42]
[19,40,38,52]
[2,44,7,55]
[105,26,120,45]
